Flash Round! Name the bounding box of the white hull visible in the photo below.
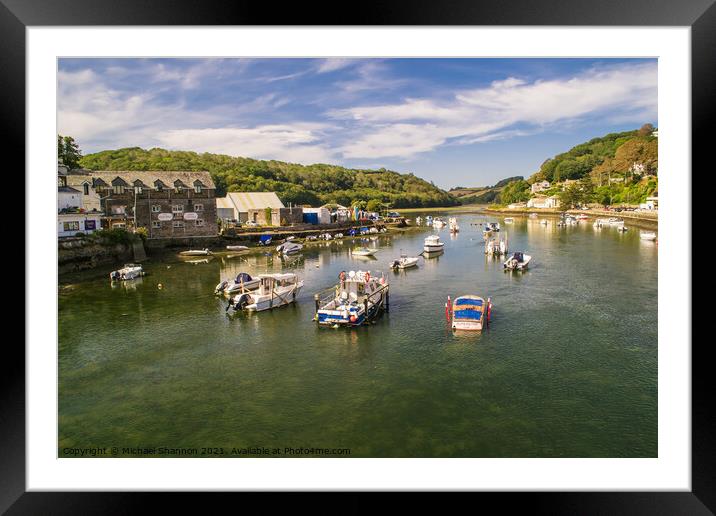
[640,232,657,241]
[352,248,376,257]
[179,249,211,256]
[247,284,303,311]
[424,243,445,253]
[226,245,249,251]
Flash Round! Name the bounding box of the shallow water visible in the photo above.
[58,212,657,457]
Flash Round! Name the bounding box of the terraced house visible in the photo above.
[91,171,217,238]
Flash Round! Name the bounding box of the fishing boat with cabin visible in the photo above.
[226,273,303,313]
[314,270,389,327]
[423,234,445,253]
[446,295,492,331]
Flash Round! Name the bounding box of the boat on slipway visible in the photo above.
[227,273,303,313]
[446,295,492,331]
[314,270,389,327]
[215,272,261,296]
[423,235,445,253]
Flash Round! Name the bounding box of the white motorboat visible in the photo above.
[432,218,446,229]
[352,247,376,257]
[319,232,333,240]
[485,237,508,256]
[448,217,460,233]
[390,254,419,269]
[415,216,423,226]
[576,214,589,220]
[110,263,144,282]
[640,231,657,241]
[276,241,303,255]
[227,273,303,312]
[423,235,445,253]
[503,251,532,271]
[179,248,212,256]
[617,225,628,232]
[448,295,492,331]
[504,217,514,224]
[315,270,389,327]
[608,217,624,226]
[369,227,379,234]
[225,245,249,251]
[215,272,261,296]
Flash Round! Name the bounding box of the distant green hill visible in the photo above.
[79,147,460,209]
[449,176,524,204]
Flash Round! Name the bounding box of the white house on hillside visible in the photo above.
[531,180,550,194]
[527,195,561,209]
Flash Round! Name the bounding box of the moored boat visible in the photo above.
[504,217,514,224]
[447,295,492,331]
[215,272,260,296]
[276,241,303,255]
[110,263,144,282]
[179,248,212,256]
[225,245,249,251]
[314,270,389,327]
[503,251,531,271]
[448,217,460,233]
[352,247,376,257]
[432,218,446,229]
[390,253,419,270]
[640,231,657,241]
[423,234,445,253]
[226,273,303,312]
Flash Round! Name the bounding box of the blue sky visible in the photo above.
[58,58,657,189]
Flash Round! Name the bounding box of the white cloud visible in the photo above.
[156,125,336,164]
[315,58,357,74]
[331,62,657,159]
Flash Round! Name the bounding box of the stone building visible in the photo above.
[90,171,218,238]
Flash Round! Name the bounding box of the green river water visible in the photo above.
[58,211,657,457]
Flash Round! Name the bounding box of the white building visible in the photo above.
[302,207,331,224]
[58,186,83,211]
[215,192,285,222]
[58,212,102,237]
[527,195,561,209]
[531,180,551,194]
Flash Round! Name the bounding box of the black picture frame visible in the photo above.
[4,0,710,512]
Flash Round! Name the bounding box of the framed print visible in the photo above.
[4,0,712,512]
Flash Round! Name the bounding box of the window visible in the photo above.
[151,204,161,213]
[111,205,126,215]
[134,186,143,194]
[173,221,184,228]
[194,185,202,193]
[172,204,183,213]
[152,221,161,229]
[156,184,163,192]
[195,219,204,227]
[63,221,80,232]
[194,204,204,212]
[113,185,125,194]
[112,222,126,229]
[83,183,90,195]
[175,186,182,193]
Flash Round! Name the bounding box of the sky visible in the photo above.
[57,58,657,189]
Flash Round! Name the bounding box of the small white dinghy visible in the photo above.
[179,248,212,256]
[276,241,303,255]
[390,252,419,270]
[503,251,532,271]
[617,225,628,232]
[640,231,657,241]
[226,245,249,251]
[110,264,144,282]
[352,247,376,257]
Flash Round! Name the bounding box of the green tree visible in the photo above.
[58,135,83,169]
[366,199,382,212]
